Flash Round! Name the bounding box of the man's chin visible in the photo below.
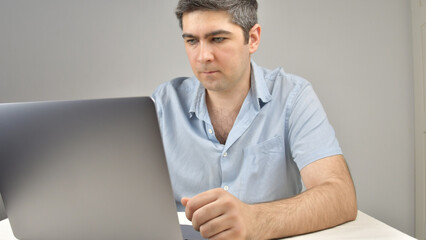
[199,81,224,92]
[198,76,219,85]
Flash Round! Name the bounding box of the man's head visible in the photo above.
[176,0,261,96]
[175,0,258,44]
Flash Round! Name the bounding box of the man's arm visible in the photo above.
[183,154,357,239]
[253,154,357,238]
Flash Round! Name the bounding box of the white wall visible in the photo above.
[0,0,414,236]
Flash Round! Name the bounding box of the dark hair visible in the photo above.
[175,0,258,43]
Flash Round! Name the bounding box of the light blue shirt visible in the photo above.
[152,61,342,211]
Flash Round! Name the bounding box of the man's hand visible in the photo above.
[181,155,357,239]
[182,188,258,240]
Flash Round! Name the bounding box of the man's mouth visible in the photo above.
[201,70,219,75]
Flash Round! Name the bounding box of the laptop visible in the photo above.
[0,97,205,240]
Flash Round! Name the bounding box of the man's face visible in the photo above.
[181,10,258,95]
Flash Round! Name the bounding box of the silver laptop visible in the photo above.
[0,97,204,240]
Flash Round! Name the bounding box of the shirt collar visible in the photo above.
[188,60,272,119]
[188,80,209,121]
[250,60,272,109]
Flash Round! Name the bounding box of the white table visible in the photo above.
[179,211,416,240]
[0,211,416,240]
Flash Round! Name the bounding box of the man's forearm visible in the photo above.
[251,157,357,239]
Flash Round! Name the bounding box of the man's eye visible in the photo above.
[212,37,225,43]
[186,39,198,45]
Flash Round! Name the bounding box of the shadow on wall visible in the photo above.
[0,194,6,221]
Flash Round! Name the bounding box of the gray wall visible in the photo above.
[255,0,414,236]
[0,194,5,220]
[0,0,414,237]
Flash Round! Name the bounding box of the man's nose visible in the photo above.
[197,42,214,63]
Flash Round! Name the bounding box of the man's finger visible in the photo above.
[185,189,223,220]
[198,211,233,239]
[181,197,190,207]
[191,199,226,231]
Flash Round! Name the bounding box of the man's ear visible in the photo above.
[248,24,261,54]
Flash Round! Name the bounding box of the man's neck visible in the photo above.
[205,70,252,144]
[206,87,249,114]
[206,64,252,113]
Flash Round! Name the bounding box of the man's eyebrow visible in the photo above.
[205,30,232,38]
[182,30,232,39]
[182,33,195,39]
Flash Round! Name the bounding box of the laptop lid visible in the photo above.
[0,97,188,240]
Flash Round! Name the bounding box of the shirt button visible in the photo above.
[223,185,229,191]
[223,152,228,157]
[208,129,213,134]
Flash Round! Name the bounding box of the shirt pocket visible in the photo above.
[239,136,288,203]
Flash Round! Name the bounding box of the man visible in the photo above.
[152,0,357,239]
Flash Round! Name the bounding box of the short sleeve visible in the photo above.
[288,83,342,170]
